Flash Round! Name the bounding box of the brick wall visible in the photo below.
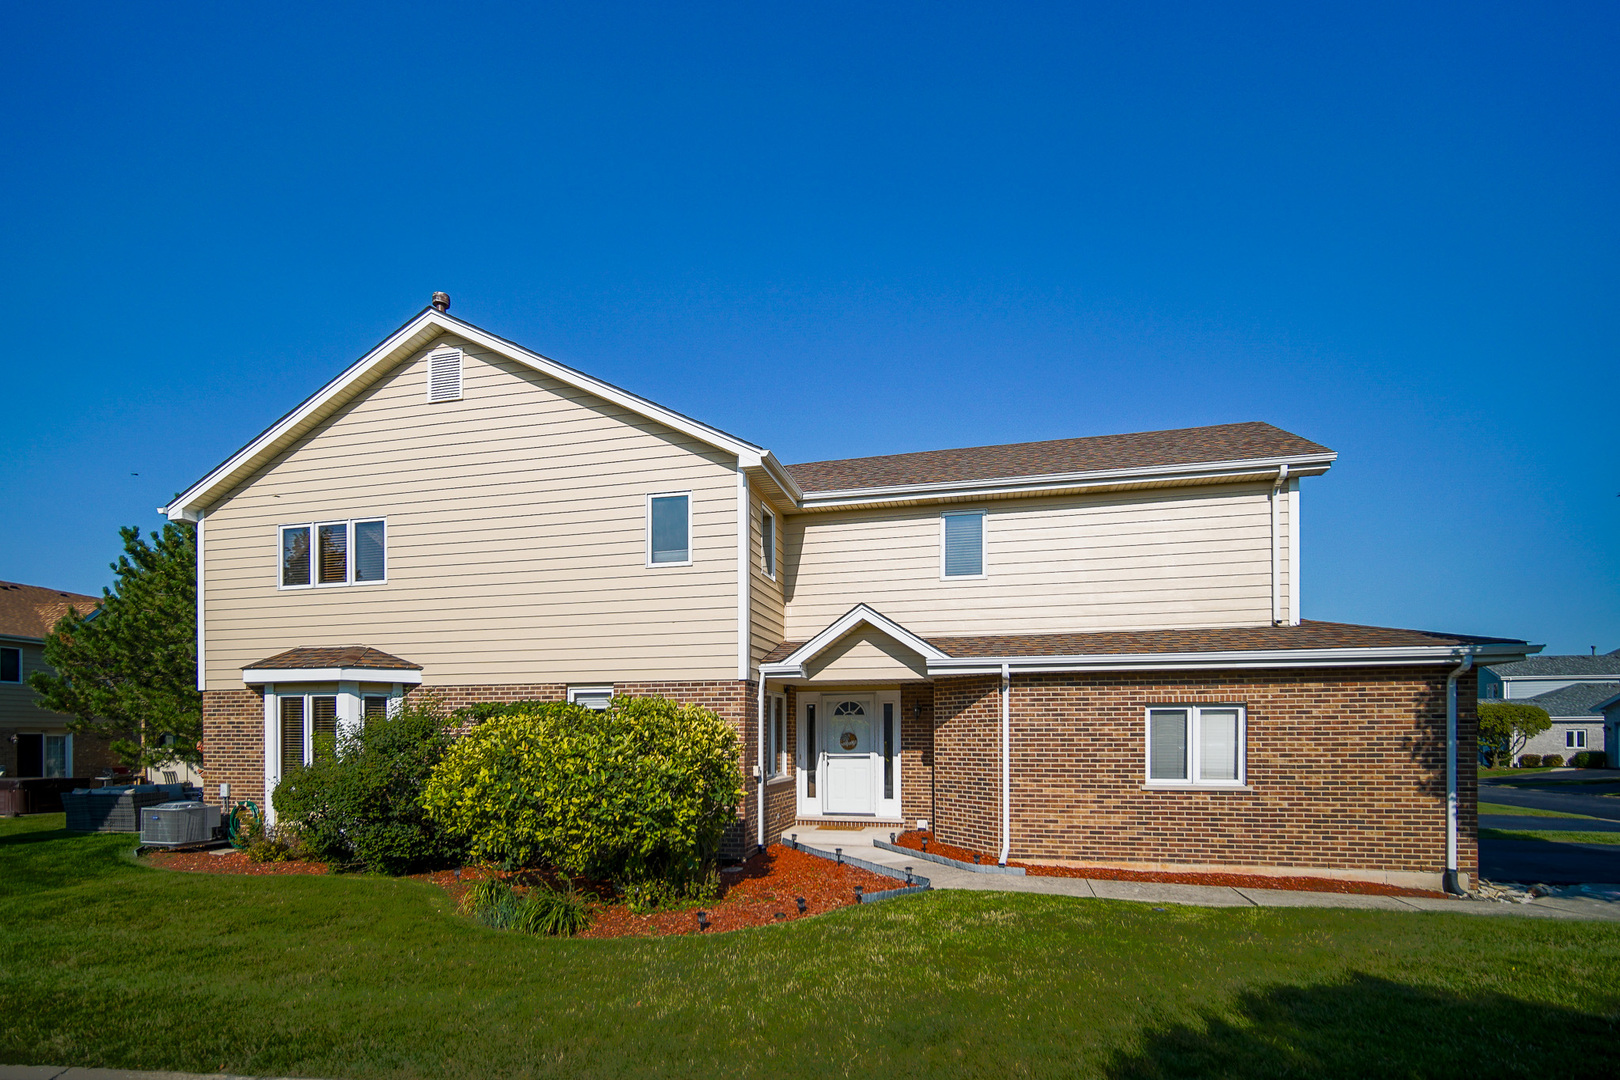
[200,688,266,807]
[900,682,934,828]
[930,667,1478,884]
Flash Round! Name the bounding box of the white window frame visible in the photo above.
[940,510,987,580]
[767,692,787,778]
[568,685,615,711]
[761,505,777,579]
[277,518,387,590]
[645,491,693,568]
[1567,729,1586,749]
[0,646,20,682]
[1143,705,1248,789]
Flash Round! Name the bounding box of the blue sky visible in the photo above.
[3,3,1615,654]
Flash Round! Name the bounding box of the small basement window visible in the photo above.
[1146,706,1246,787]
[427,347,463,403]
[568,686,614,711]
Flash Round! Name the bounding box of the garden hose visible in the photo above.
[227,800,261,849]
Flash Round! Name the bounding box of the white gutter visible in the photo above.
[926,642,1538,677]
[1444,649,1475,895]
[737,467,752,681]
[756,674,768,853]
[1271,464,1289,625]
[195,511,206,692]
[999,662,1011,867]
[242,666,423,685]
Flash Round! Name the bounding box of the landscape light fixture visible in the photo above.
[697,910,710,931]
[922,838,929,853]
[854,886,864,902]
[889,831,897,844]
[796,896,807,914]
[835,847,843,865]
[905,867,914,885]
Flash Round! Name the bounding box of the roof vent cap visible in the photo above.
[431,292,451,312]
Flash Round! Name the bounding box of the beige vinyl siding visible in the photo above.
[801,626,929,682]
[750,494,786,666]
[782,482,1282,640]
[202,335,740,688]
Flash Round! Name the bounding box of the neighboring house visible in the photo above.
[0,581,119,779]
[162,298,1538,892]
[1479,650,1620,762]
[1597,691,1620,766]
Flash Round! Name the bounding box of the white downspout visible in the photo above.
[999,662,1011,867]
[1444,649,1475,895]
[756,675,767,853]
[1270,464,1289,625]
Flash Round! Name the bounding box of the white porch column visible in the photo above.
[337,681,362,739]
[262,684,278,825]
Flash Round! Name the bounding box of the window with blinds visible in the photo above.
[942,511,985,578]
[311,696,338,761]
[279,519,386,588]
[363,696,390,721]
[1146,706,1246,786]
[426,347,463,402]
[280,697,305,770]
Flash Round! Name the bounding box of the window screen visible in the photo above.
[312,696,338,761]
[281,526,312,587]
[354,520,386,582]
[762,509,776,576]
[363,696,389,720]
[1149,709,1189,781]
[281,697,306,770]
[318,523,348,584]
[1199,709,1240,781]
[943,512,984,577]
[650,495,690,564]
[0,647,19,682]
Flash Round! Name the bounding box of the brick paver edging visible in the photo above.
[872,837,1027,876]
[777,839,931,890]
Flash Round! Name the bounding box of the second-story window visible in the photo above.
[647,492,691,566]
[0,647,20,682]
[941,510,985,578]
[761,506,776,578]
[280,519,386,588]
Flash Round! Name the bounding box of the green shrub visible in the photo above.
[1518,754,1542,768]
[245,824,303,864]
[272,698,465,874]
[1570,750,1608,769]
[1541,754,1565,768]
[422,696,744,890]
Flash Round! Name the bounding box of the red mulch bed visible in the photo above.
[144,848,331,875]
[893,831,1450,900]
[144,844,902,937]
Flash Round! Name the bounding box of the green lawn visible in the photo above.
[1479,801,1598,820]
[1480,827,1620,846]
[1480,766,1559,778]
[2,815,1618,1079]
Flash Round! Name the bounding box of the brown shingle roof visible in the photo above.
[246,646,422,671]
[0,581,102,641]
[784,421,1333,493]
[759,620,1523,664]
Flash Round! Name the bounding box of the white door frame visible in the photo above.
[797,689,902,819]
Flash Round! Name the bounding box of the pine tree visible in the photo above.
[29,523,201,770]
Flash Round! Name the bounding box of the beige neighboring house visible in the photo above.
[162,297,1540,892]
[0,581,120,779]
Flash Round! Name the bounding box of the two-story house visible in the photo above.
[0,581,118,782]
[163,298,1537,893]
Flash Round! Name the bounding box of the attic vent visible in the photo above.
[426,347,463,403]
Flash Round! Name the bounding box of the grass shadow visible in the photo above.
[0,826,81,845]
[1103,971,1615,1079]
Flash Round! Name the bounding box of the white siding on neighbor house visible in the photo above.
[201,335,741,689]
[1502,678,1616,699]
[781,481,1292,641]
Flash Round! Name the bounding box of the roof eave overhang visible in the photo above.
[242,666,425,685]
[925,641,1540,676]
[164,308,776,522]
[794,452,1338,512]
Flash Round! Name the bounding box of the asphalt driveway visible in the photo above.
[1479,770,1620,885]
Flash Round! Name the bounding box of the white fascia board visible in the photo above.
[768,604,949,674]
[796,453,1337,511]
[756,451,806,505]
[926,642,1540,676]
[242,666,424,685]
[166,308,775,521]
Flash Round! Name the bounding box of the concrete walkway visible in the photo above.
[791,826,1620,921]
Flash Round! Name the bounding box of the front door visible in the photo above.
[822,697,875,814]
